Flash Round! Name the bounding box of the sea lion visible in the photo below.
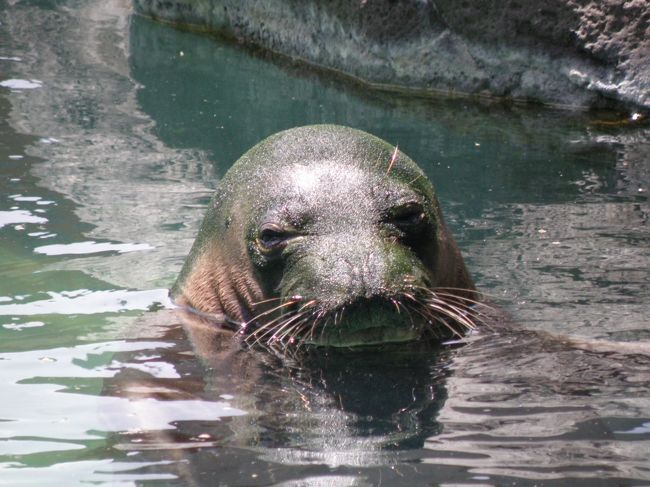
[172,125,481,349]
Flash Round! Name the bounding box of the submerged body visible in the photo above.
[172,125,479,348]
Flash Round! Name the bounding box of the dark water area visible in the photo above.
[1,1,649,485]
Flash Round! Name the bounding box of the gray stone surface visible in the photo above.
[133,0,650,110]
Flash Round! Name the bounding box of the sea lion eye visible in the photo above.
[387,202,426,230]
[257,224,291,253]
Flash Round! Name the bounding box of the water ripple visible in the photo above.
[0,289,172,316]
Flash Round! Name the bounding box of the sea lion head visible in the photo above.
[172,125,478,349]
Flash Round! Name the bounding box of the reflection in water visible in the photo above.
[99,312,650,485]
[2,0,215,291]
[433,331,650,483]
[0,0,649,485]
[100,313,452,484]
[0,288,169,315]
[470,200,650,340]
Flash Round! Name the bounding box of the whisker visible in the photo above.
[430,286,498,301]
[307,309,326,343]
[277,318,310,346]
[249,311,306,347]
[401,291,474,339]
[245,313,295,347]
[386,144,399,175]
[317,315,334,344]
[407,174,423,185]
[404,284,492,327]
[399,301,418,329]
[426,294,478,327]
[241,280,492,355]
[248,296,285,306]
[334,308,343,328]
[245,299,299,327]
[406,283,484,301]
[287,312,318,349]
[403,301,459,339]
[298,299,318,312]
[433,295,492,328]
[275,311,309,338]
[390,297,402,314]
[244,298,319,353]
[432,291,493,310]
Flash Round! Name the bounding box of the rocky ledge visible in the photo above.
[133,0,649,111]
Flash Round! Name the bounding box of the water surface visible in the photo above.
[1,1,649,485]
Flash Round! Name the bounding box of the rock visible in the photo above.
[132,0,650,110]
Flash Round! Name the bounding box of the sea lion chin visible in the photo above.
[171,125,481,349]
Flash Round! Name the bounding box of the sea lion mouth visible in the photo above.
[304,298,422,347]
[241,287,486,351]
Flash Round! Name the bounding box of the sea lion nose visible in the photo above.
[316,232,393,303]
[340,253,384,298]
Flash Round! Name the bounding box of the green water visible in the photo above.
[1,1,649,485]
